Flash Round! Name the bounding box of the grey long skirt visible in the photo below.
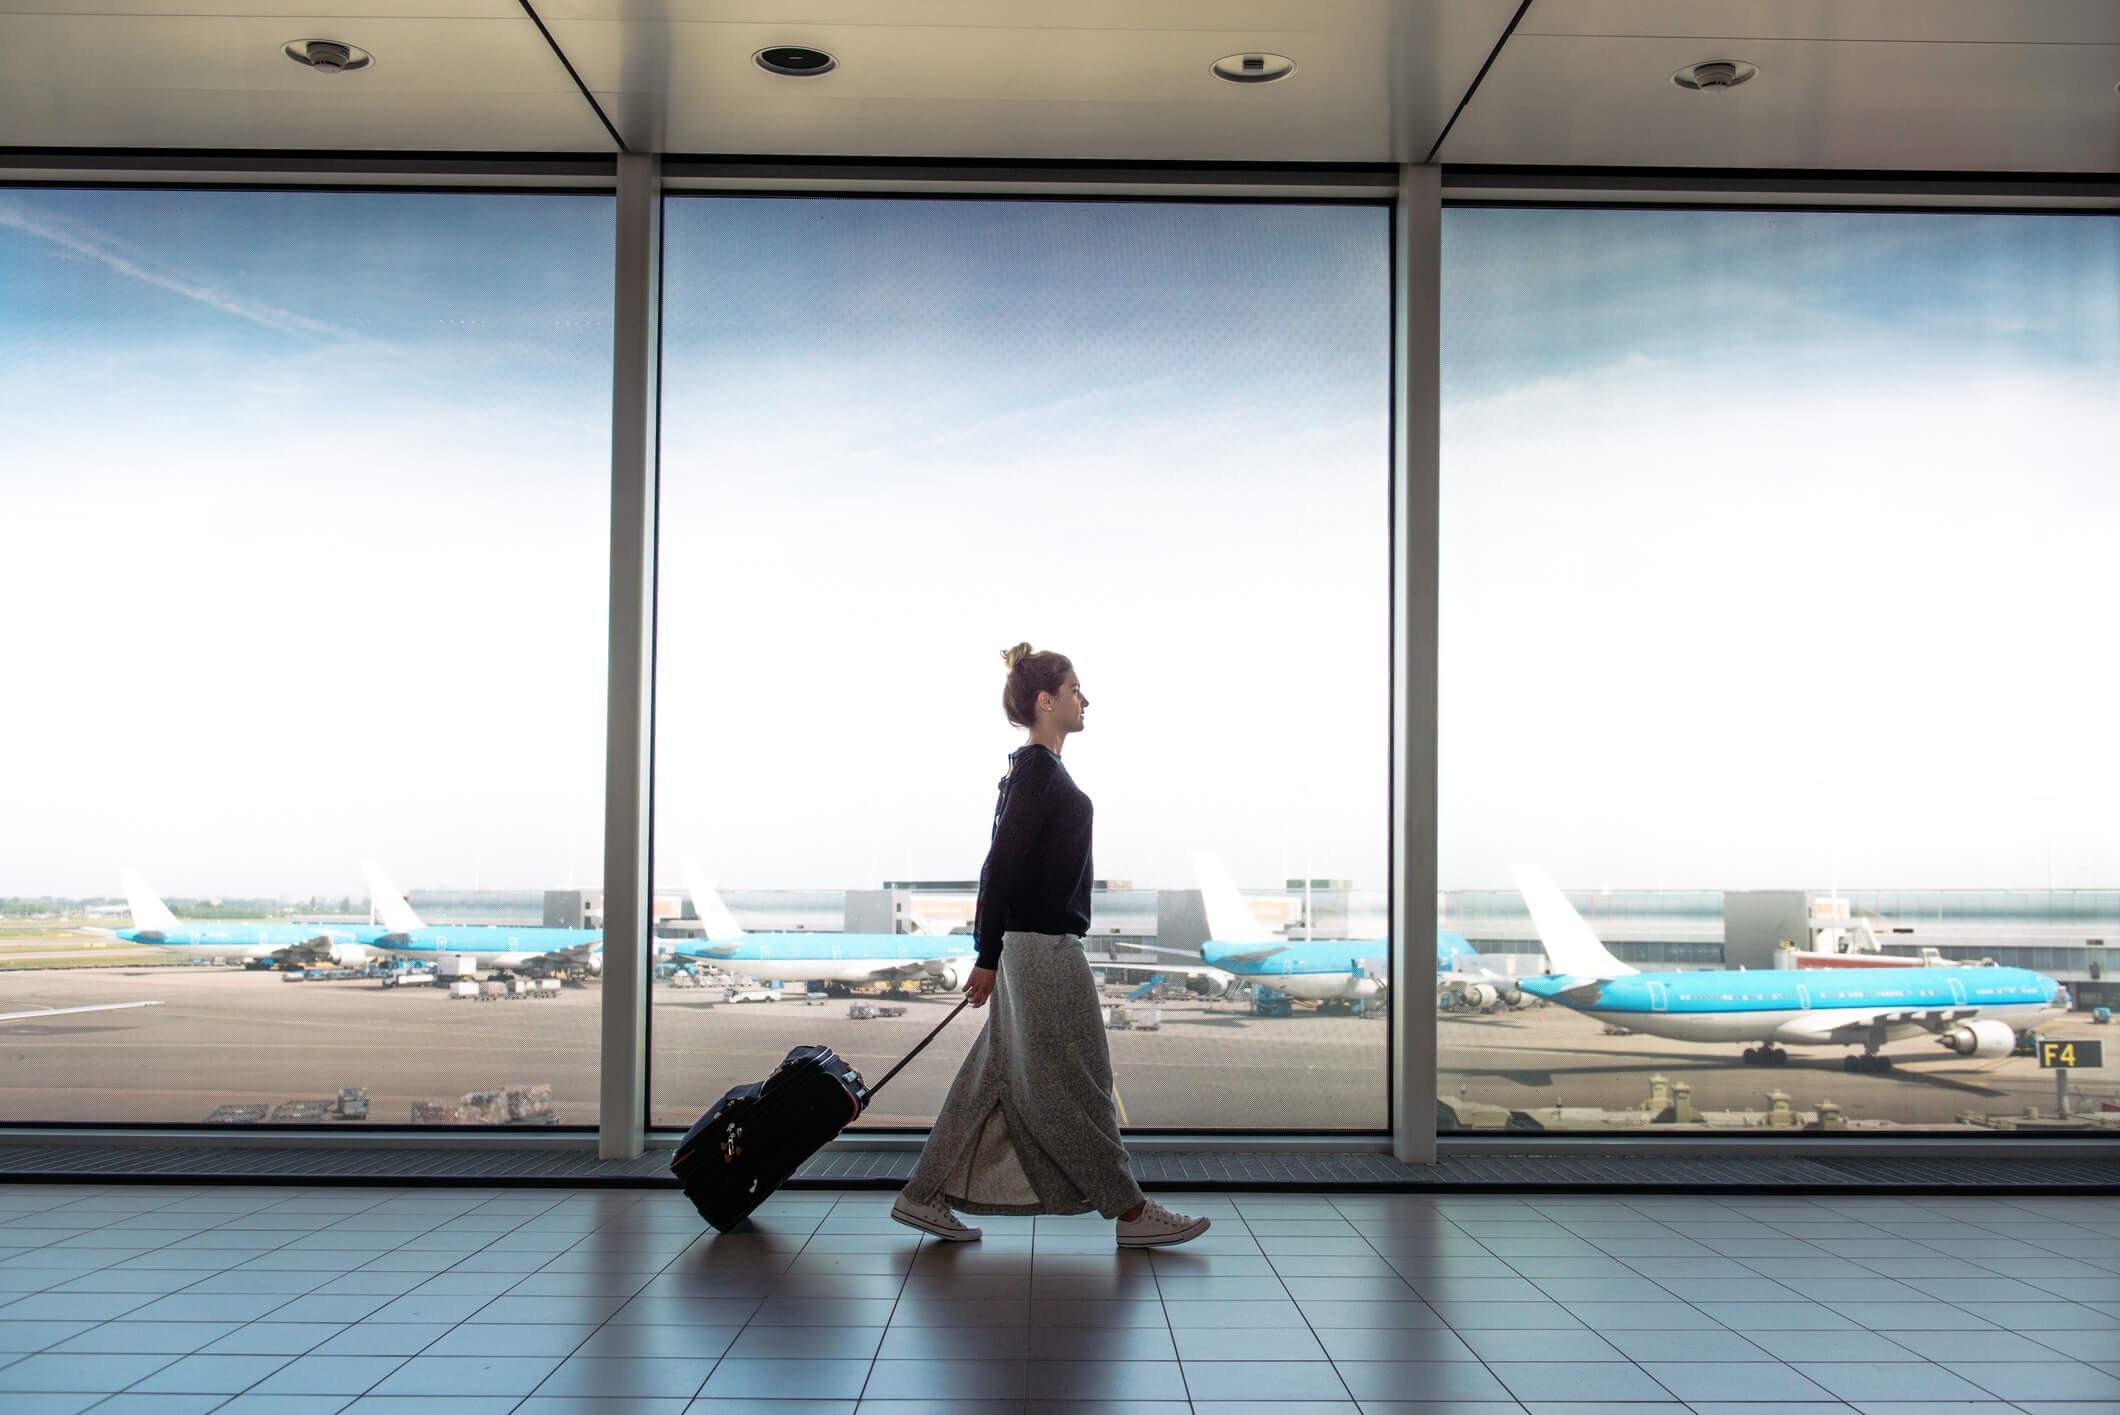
[903,930,1146,1218]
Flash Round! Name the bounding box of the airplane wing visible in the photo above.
[660,940,742,961]
[516,941,601,978]
[267,931,356,967]
[1772,1005,1974,1045]
[1212,945,1289,967]
[1127,943,1239,989]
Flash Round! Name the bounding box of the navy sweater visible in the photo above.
[973,745,1093,969]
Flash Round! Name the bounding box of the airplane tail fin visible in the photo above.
[1510,863,1636,978]
[363,863,426,935]
[1193,851,1274,946]
[120,871,179,935]
[681,863,748,943]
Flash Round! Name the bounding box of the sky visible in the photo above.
[2,191,2113,899]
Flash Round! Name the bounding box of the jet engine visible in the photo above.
[1451,981,1521,1011]
[930,962,967,991]
[317,940,373,968]
[1936,1018,2017,1059]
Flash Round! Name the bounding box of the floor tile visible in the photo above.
[213,1397,354,1414]
[1448,1329,1618,1363]
[127,1352,294,1393]
[200,1323,347,1355]
[531,1356,719,1398]
[864,1359,1027,1399]
[1958,1361,2120,1399]
[1161,1299,1306,1328]
[363,1353,564,1396]
[337,1398,522,1414]
[47,1321,238,1353]
[699,1358,873,1399]
[1634,1361,1831,1402]
[1021,1359,1187,1400]
[83,1395,229,1414]
[573,1323,741,1359]
[1297,1302,1447,1330]
[1019,1327,1176,1361]
[1331,1361,1518,1402]
[1180,1362,1355,1401]
[1173,1327,1334,1361]
[0,1352,177,1390]
[1426,1303,1584,1330]
[1481,1363,1671,1403]
[245,1355,410,1396]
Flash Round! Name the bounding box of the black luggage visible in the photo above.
[671,1000,967,1231]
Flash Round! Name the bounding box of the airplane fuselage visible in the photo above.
[117,922,359,962]
[1519,965,2066,1048]
[362,925,603,971]
[1197,933,1476,1002]
[667,932,974,988]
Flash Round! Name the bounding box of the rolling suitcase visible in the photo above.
[671,999,968,1231]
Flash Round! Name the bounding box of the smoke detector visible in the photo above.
[1213,53,1296,84]
[1672,60,1756,91]
[284,39,372,73]
[755,46,836,77]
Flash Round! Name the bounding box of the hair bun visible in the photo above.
[1000,641,1033,672]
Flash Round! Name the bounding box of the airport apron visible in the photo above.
[903,929,1145,1218]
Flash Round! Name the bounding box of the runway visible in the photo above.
[0,966,2107,1131]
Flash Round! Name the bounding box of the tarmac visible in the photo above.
[0,966,2109,1132]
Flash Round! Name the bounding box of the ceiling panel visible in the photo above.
[546,4,1521,158]
[534,0,1408,29]
[0,13,614,149]
[1517,0,2120,47]
[1444,35,2120,171]
[0,0,519,16]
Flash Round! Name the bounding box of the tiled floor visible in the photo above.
[1,1184,2118,1414]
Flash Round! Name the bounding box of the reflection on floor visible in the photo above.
[2,1183,2118,1412]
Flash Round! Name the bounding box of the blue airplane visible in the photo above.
[362,865,603,976]
[113,872,374,967]
[1511,863,2069,1072]
[662,867,977,993]
[1160,854,1513,1006]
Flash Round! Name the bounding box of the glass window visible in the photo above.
[651,196,1390,1131]
[1440,207,2119,1133]
[0,188,613,1126]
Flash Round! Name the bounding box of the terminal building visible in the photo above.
[6,6,2117,1410]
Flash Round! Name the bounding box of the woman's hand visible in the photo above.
[964,966,996,1008]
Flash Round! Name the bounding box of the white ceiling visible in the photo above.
[0,0,2114,171]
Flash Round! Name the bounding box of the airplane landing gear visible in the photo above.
[1741,1046,1789,1066]
[1843,1052,1895,1073]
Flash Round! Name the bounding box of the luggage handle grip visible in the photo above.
[866,998,970,1099]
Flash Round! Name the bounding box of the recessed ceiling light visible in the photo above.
[1212,53,1296,84]
[1672,60,1757,91]
[756,46,836,77]
[283,39,372,74]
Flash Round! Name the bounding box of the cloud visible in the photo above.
[0,197,381,348]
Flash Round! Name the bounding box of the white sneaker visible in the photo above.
[1116,1199,1210,1248]
[891,1192,982,1242]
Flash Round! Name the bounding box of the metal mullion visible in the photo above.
[599,151,661,1161]
[1391,164,1442,1166]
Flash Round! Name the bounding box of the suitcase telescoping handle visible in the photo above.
[865,998,970,1100]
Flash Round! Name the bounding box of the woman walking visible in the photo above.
[892,644,1209,1247]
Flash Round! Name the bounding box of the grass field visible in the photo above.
[0,918,177,967]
